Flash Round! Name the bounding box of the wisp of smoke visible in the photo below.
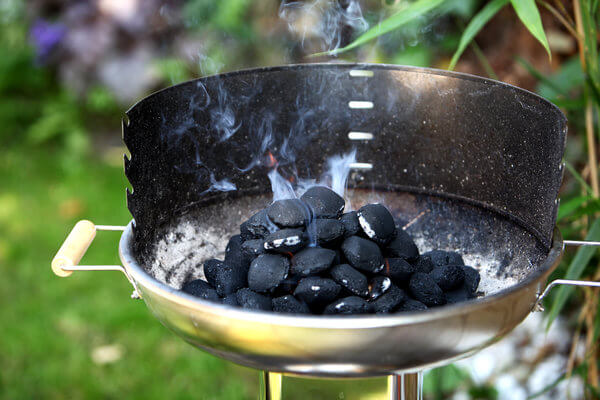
[321,149,356,197]
[279,0,368,52]
[268,168,297,201]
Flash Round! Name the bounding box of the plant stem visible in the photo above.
[573,0,600,392]
[470,40,499,80]
[539,1,580,39]
[574,0,600,198]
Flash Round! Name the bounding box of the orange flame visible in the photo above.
[265,151,278,168]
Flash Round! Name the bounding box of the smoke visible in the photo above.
[279,0,368,53]
[265,149,357,205]
[201,172,237,194]
[268,169,297,201]
[158,66,357,207]
[321,149,356,197]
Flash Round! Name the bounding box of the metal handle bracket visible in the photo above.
[51,221,141,299]
[533,238,600,311]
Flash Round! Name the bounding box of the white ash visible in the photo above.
[146,219,226,289]
[265,236,302,250]
[357,212,376,239]
[381,277,391,292]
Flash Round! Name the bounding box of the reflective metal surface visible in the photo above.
[118,220,562,377]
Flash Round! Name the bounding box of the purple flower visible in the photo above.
[29,19,66,63]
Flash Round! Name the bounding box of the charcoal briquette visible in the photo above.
[422,250,465,267]
[241,239,266,258]
[408,272,446,307]
[222,293,239,306]
[274,275,301,296]
[412,255,434,273]
[205,260,247,297]
[294,277,341,308]
[307,218,345,246]
[371,284,406,313]
[357,204,396,244]
[386,229,419,262]
[235,288,272,311]
[264,228,306,253]
[330,264,369,297]
[463,266,481,294]
[267,199,310,228]
[368,276,392,300]
[225,234,252,269]
[396,298,428,312]
[300,186,345,218]
[382,258,416,283]
[430,264,465,291]
[445,285,475,304]
[332,248,344,265]
[203,258,224,285]
[341,236,384,273]
[323,296,371,314]
[247,254,290,293]
[240,209,275,240]
[340,211,360,237]
[291,247,337,276]
[272,295,310,314]
[181,279,220,302]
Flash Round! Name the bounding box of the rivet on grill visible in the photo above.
[349,70,374,77]
[348,131,374,140]
[348,101,374,109]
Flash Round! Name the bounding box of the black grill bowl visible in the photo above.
[119,63,566,376]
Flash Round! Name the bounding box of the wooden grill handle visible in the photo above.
[51,220,96,277]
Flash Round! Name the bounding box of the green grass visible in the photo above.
[0,147,256,399]
[0,146,391,399]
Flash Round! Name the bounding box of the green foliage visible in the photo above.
[449,0,509,70]
[183,0,252,37]
[154,58,192,85]
[0,147,256,399]
[450,0,552,70]
[322,0,447,56]
[392,45,432,67]
[510,0,551,58]
[578,0,600,98]
[558,196,591,220]
[423,364,469,398]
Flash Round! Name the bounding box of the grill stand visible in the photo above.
[259,371,422,400]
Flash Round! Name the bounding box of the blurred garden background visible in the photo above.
[1,0,600,398]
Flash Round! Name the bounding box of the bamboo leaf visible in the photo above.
[557,195,591,220]
[510,0,551,59]
[448,0,508,70]
[564,161,594,194]
[578,0,599,90]
[516,56,563,94]
[546,218,600,329]
[320,0,446,56]
[564,199,600,220]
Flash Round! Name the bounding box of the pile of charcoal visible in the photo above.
[180,186,480,315]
